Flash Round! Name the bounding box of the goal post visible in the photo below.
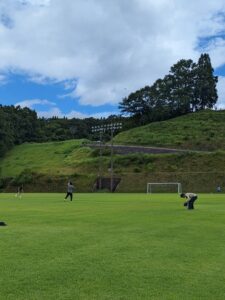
[147,182,182,194]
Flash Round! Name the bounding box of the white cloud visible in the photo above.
[37,107,65,118]
[15,97,117,119]
[0,74,7,85]
[37,107,116,119]
[18,0,50,6]
[0,0,225,107]
[217,76,225,109]
[15,99,55,108]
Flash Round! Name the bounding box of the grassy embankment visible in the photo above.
[1,110,225,192]
[114,109,225,151]
[0,139,97,192]
[1,193,225,300]
[0,140,225,192]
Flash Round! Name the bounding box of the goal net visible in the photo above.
[147,182,182,194]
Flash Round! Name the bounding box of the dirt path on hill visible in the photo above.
[88,144,194,154]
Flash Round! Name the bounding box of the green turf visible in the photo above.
[1,193,225,299]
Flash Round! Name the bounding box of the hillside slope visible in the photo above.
[0,139,92,177]
[113,110,225,151]
[1,138,225,193]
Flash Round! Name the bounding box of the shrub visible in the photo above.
[13,169,34,184]
[133,167,141,173]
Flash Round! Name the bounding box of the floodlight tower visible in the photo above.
[106,122,122,192]
[92,122,122,192]
[91,125,104,190]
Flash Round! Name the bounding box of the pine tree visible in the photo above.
[194,53,218,110]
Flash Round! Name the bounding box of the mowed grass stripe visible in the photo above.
[0,193,225,300]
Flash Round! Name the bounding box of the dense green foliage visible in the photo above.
[1,193,225,299]
[0,105,40,157]
[119,54,218,125]
[114,110,225,150]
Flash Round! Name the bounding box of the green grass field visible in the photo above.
[1,193,225,300]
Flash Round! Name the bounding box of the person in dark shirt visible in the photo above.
[64,181,75,201]
[180,193,198,210]
[16,185,23,198]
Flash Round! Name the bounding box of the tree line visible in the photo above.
[0,106,39,157]
[119,53,218,125]
[0,105,126,158]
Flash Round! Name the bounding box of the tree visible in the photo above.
[119,86,155,125]
[193,53,218,110]
[119,86,151,116]
[168,59,195,114]
[119,54,218,124]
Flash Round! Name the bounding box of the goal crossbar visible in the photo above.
[147,182,182,194]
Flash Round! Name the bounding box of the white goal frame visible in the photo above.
[147,182,182,194]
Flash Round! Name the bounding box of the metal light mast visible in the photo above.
[92,122,122,192]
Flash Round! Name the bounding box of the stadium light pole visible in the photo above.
[92,122,122,192]
[91,125,104,190]
[107,123,122,192]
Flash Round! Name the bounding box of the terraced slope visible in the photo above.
[1,110,225,192]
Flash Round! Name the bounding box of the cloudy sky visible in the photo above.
[0,0,225,118]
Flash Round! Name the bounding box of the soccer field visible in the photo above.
[0,193,225,300]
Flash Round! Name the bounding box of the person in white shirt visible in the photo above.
[216,186,221,193]
[180,193,198,209]
[64,181,75,201]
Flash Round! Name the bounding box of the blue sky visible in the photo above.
[0,73,119,118]
[0,0,225,118]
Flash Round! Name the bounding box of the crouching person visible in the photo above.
[180,193,198,210]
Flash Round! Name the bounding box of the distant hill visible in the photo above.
[113,110,225,151]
